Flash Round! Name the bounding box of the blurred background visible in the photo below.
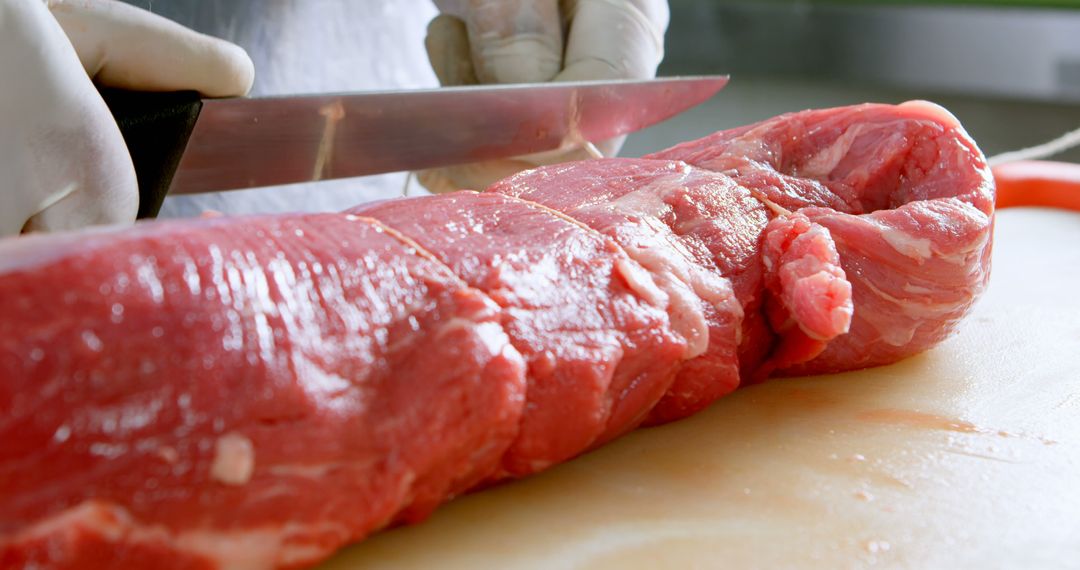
[623,0,1080,162]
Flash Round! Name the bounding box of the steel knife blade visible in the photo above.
[101,75,728,217]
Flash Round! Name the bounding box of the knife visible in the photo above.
[100,75,728,219]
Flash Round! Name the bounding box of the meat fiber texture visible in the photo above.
[0,102,994,569]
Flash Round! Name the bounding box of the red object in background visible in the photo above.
[993,160,1080,212]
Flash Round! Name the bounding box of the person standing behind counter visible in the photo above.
[0,0,669,236]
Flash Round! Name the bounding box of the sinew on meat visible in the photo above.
[0,101,994,569]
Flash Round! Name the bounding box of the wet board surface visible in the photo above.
[323,208,1080,569]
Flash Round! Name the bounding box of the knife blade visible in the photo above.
[101,76,728,218]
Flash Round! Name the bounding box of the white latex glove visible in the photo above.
[418,0,669,193]
[0,0,254,236]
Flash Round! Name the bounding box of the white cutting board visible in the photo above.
[322,208,1080,569]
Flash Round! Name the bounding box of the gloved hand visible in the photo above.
[0,0,254,236]
[418,0,669,193]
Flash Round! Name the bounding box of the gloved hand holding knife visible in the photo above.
[0,0,252,236]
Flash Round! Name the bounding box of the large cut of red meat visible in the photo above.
[0,102,994,569]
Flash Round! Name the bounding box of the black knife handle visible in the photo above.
[99,88,204,219]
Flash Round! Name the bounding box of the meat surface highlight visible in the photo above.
[0,102,995,569]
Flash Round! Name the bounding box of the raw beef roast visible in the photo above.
[0,102,994,569]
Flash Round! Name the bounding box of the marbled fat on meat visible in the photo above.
[0,102,994,569]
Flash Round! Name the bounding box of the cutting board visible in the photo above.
[322,208,1080,569]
